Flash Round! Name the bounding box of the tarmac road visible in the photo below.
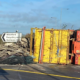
[0,64,80,80]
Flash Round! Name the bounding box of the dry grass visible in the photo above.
[0,35,4,44]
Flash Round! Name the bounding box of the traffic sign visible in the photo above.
[1,33,22,42]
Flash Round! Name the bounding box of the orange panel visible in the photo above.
[73,41,80,54]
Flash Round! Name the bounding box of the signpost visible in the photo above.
[1,33,22,42]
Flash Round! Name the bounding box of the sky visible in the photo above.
[0,0,80,34]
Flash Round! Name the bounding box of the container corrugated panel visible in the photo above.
[33,29,42,62]
[50,30,60,63]
[51,30,69,64]
[33,29,69,64]
[42,31,50,63]
[59,30,69,64]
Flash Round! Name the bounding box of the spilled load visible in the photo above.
[0,38,33,64]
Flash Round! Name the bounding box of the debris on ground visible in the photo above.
[0,38,33,64]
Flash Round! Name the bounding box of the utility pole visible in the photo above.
[60,9,62,28]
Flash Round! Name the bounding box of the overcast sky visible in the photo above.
[0,0,80,34]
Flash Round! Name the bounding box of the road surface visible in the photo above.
[0,64,80,80]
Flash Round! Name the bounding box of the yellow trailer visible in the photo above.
[30,27,71,64]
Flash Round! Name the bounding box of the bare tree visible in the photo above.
[62,24,67,29]
[71,25,74,29]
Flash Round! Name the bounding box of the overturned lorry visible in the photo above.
[30,27,80,65]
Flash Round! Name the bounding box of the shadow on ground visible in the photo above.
[0,67,9,80]
[0,56,33,65]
